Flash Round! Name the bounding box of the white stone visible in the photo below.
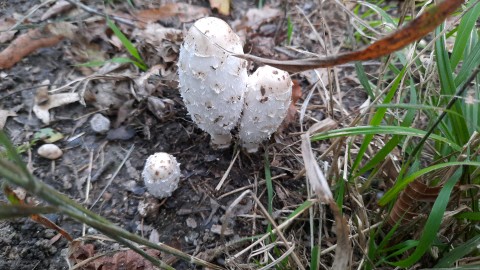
[37,144,63,160]
[90,113,110,134]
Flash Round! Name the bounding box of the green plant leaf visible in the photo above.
[435,25,469,144]
[450,0,480,68]
[455,211,480,221]
[435,234,480,267]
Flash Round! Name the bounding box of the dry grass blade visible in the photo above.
[301,118,337,202]
[329,199,352,270]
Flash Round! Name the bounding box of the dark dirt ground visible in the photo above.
[0,0,370,269]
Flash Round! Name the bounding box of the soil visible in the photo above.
[0,0,369,269]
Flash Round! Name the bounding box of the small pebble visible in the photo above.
[186,217,197,229]
[90,113,110,134]
[37,144,63,159]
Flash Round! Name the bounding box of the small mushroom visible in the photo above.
[142,152,181,199]
[37,144,63,159]
[238,65,293,153]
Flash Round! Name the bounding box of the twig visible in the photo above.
[64,0,135,27]
[215,150,239,190]
[90,145,134,209]
[7,0,55,31]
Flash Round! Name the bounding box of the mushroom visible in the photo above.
[238,65,293,153]
[178,17,248,149]
[142,152,181,199]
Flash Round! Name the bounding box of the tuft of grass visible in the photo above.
[307,1,480,268]
[106,17,147,71]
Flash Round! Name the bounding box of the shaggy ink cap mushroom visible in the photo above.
[142,152,181,199]
[178,17,248,149]
[239,65,293,153]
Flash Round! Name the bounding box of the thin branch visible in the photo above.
[64,0,135,27]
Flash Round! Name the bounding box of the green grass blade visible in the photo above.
[357,1,396,27]
[287,200,314,219]
[286,17,293,45]
[435,25,469,144]
[0,205,58,219]
[310,246,319,270]
[357,76,418,176]
[455,211,480,221]
[383,240,418,260]
[0,132,31,180]
[379,162,480,206]
[106,18,147,71]
[350,68,407,174]
[454,38,480,87]
[310,126,462,152]
[392,169,461,267]
[450,0,480,68]
[355,62,374,99]
[435,235,480,267]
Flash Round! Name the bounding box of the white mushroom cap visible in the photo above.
[239,65,292,153]
[142,152,181,199]
[178,17,248,149]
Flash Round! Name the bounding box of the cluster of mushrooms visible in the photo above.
[143,17,293,199]
[178,17,293,153]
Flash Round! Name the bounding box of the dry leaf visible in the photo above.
[134,24,182,72]
[284,79,302,124]
[33,93,80,124]
[209,0,230,16]
[234,6,281,31]
[3,186,73,241]
[0,23,74,69]
[41,0,73,21]
[301,118,337,202]
[329,199,352,270]
[0,17,18,43]
[0,110,16,129]
[135,3,210,24]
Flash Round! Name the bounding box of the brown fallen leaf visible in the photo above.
[0,23,65,70]
[0,110,16,129]
[234,6,281,32]
[3,186,73,242]
[329,199,352,270]
[135,3,210,26]
[70,241,161,270]
[209,0,230,16]
[0,17,18,43]
[33,92,80,124]
[233,0,464,73]
[41,0,73,21]
[133,24,182,73]
[284,79,302,125]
